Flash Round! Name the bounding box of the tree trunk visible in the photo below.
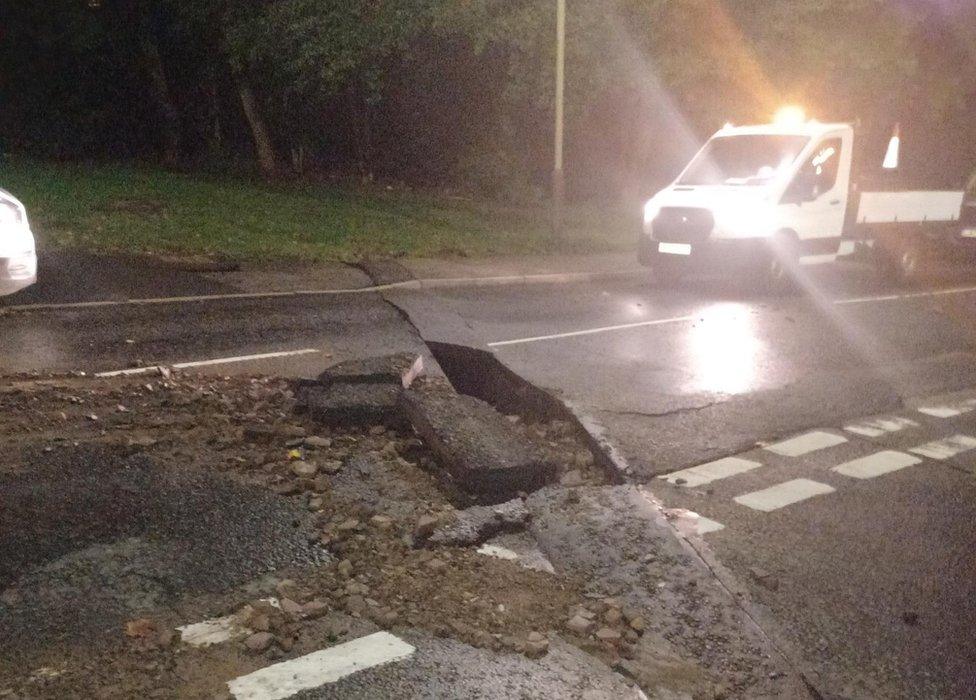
[232,72,277,178]
[138,36,181,167]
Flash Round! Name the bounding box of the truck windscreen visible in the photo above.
[678,135,809,186]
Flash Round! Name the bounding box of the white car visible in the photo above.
[0,188,37,296]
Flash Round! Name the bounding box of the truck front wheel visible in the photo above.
[763,232,800,294]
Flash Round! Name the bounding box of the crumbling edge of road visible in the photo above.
[412,338,826,698]
[367,262,826,697]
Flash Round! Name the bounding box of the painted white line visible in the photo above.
[660,456,762,488]
[918,406,964,418]
[834,285,976,306]
[178,599,281,647]
[95,349,320,377]
[733,478,835,512]
[832,450,922,479]
[477,544,520,561]
[693,515,726,535]
[227,631,415,700]
[664,508,726,537]
[488,315,695,348]
[909,434,976,460]
[764,431,847,458]
[844,416,919,438]
[917,399,976,418]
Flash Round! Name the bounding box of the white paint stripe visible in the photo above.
[844,416,919,438]
[834,285,976,306]
[227,632,415,700]
[477,544,520,561]
[95,349,320,377]
[832,450,922,479]
[733,479,835,512]
[178,599,281,647]
[917,399,976,418]
[693,515,726,535]
[487,315,695,348]
[917,406,964,418]
[659,456,762,488]
[765,431,847,457]
[664,508,726,537]
[909,434,976,460]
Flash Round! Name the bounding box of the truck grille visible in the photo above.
[652,207,714,244]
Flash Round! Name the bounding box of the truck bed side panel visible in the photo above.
[857,191,964,224]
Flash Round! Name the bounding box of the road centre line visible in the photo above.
[487,285,976,348]
[226,631,415,700]
[833,284,976,306]
[487,315,696,348]
[94,348,320,377]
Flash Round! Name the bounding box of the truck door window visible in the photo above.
[784,138,842,202]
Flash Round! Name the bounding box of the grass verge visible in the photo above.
[3,159,637,262]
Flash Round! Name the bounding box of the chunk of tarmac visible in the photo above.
[297,353,425,427]
[400,381,557,503]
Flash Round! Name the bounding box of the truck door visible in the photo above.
[781,135,852,252]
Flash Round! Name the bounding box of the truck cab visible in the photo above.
[639,116,966,285]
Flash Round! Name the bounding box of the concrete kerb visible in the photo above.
[0,269,645,314]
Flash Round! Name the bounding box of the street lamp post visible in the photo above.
[552,0,566,241]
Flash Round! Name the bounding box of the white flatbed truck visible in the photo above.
[638,116,976,285]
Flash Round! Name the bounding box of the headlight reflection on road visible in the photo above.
[684,302,762,395]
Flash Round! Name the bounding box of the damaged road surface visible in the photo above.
[386,268,976,698]
[0,369,675,699]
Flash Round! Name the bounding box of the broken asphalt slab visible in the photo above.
[399,381,558,503]
[524,485,815,698]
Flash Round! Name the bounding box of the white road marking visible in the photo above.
[917,399,976,418]
[844,416,919,438]
[692,515,726,535]
[733,478,835,512]
[227,631,415,700]
[832,450,922,479]
[909,434,976,460]
[477,544,520,561]
[764,431,847,457]
[95,349,321,377]
[178,599,281,647]
[487,315,695,348]
[917,406,964,418]
[664,508,726,536]
[659,456,762,488]
[834,285,976,306]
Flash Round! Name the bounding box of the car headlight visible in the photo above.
[0,200,23,228]
[643,200,661,226]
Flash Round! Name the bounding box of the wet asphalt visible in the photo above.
[4,252,976,696]
[0,445,323,657]
[385,261,976,698]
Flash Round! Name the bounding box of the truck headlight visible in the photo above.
[643,200,661,226]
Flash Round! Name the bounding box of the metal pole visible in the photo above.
[552,0,566,241]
